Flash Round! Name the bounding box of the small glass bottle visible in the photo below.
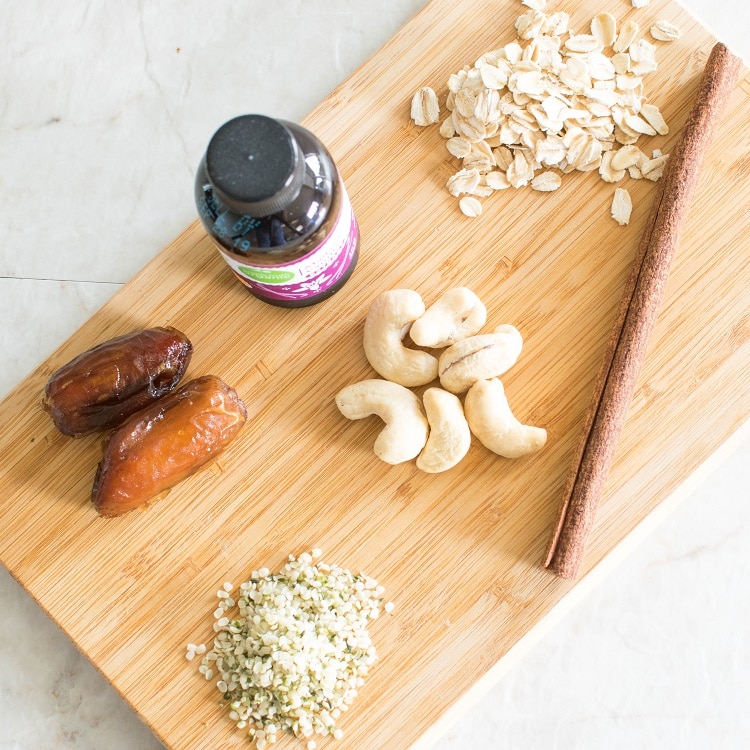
[195,114,359,307]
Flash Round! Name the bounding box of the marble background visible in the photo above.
[1,1,748,748]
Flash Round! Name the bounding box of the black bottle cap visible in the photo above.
[205,115,305,217]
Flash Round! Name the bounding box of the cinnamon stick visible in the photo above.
[544,42,742,580]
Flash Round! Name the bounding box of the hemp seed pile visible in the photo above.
[188,550,391,748]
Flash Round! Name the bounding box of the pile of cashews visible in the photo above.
[335,287,547,472]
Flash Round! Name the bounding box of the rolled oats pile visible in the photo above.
[411,0,681,222]
[189,550,391,748]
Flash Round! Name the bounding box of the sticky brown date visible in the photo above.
[43,327,193,436]
[92,375,247,517]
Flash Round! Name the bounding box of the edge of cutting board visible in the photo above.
[411,417,750,748]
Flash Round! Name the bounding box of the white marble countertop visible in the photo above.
[1,1,748,748]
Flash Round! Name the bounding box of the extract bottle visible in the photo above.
[195,114,359,307]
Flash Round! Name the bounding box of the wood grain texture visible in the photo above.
[1,1,749,748]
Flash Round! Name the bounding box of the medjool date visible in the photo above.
[43,327,192,436]
[92,375,247,517]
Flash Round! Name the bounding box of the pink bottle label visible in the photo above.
[218,184,358,302]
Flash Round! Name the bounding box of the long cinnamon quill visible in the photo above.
[544,42,742,580]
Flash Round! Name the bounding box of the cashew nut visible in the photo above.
[335,379,429,464]
[416,387,471,473]
[438,324,523,394]
[464,378,547,458]
[410,287,487,348]
[363,289,439,387]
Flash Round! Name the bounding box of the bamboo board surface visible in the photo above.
[1,0,749,747]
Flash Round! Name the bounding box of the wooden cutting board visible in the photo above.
[1,0,748,747]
